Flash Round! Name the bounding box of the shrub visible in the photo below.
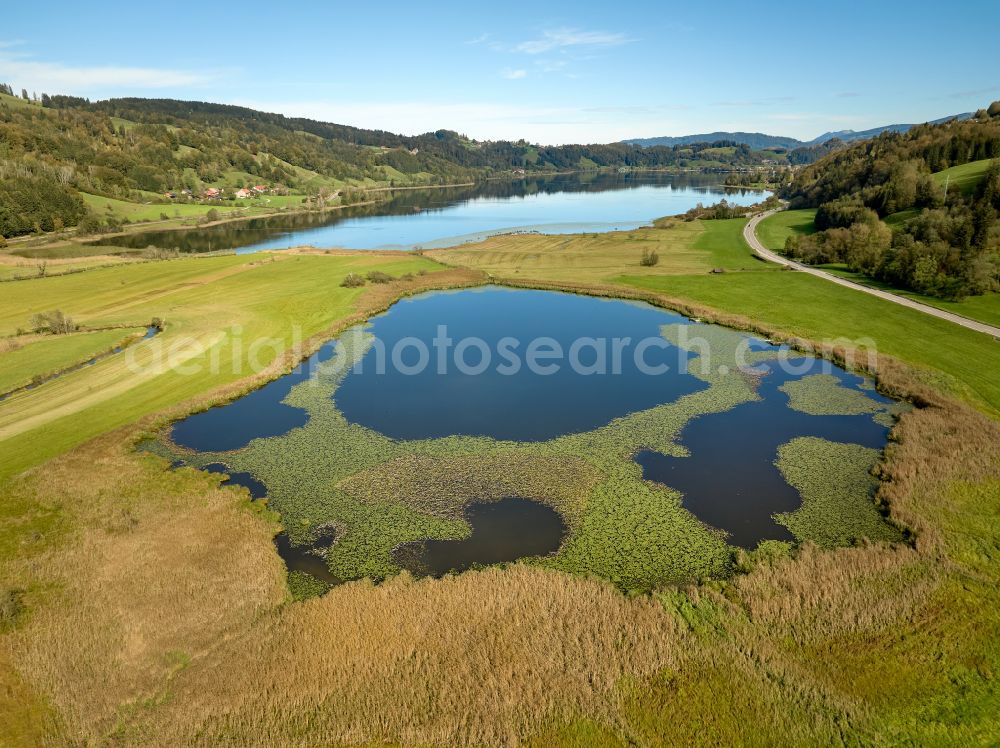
[30,309,76,334]
[205,208,220,223]
[0,234,7,248]
[640,248,659,267]
[366,271,394,284]
[76,213,106,235]
[142,247,180,260]
[340,273,366,288]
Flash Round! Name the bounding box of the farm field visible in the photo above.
[428,218,779,283]
[0,328,144,393]
[0,251,454,480]
[0,251,138,278]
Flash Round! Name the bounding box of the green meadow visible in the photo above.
[932,157,994,195]
[0,251,445,480]
[755,207,817,250]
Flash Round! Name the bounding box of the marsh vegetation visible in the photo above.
[157,288,904,593]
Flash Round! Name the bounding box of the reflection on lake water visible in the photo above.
[91,172,767,253]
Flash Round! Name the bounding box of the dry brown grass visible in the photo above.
[1,431,287,742]
[0,433,682,746]
[0,337,22,354]
[124,567,681,746]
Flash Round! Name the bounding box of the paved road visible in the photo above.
[744,210,1000,339]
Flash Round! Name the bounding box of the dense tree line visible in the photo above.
[782,104,1000,298]
[786,138,846,165]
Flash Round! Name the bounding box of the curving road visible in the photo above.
[744,210,1000,339]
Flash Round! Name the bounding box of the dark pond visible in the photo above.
[273,529,341,586]
[335,287,706,441]
[202,462,268,499]
[634,360,894,549]
[89,172,767,253]
[170,341,337,451]
[394,497,567,577]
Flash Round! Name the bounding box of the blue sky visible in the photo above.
[2,0,998,144]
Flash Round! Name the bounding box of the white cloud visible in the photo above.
[0,46,215,92]
[512,28,633,55]
[501,68,527,80]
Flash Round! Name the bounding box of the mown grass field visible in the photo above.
[429,218,778,283]
[0,251,447,480]
[756,207,816,250]
[0,251,138,278]
[1,215,999,746]
[0,328,144,393]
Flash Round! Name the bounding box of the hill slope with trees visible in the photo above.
[780,102,1000,299]
[1,87,787,239]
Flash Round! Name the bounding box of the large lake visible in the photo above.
[93,173,767,253]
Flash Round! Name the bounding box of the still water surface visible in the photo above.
[93,173,767,253]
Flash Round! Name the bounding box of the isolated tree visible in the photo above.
[30,309,76,334]
[20,88,28,100]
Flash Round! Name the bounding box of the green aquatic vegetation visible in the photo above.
[287,570,331,601]
[779,373,909,427]
[339,453,602,527]
[774,437,903,548]
[155,315,898,591]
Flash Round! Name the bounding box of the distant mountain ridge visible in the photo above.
[626,112,974,149]
[623,131,803,150]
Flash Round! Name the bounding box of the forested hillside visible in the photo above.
[0,88,784,239]
[781,102,1000,298]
